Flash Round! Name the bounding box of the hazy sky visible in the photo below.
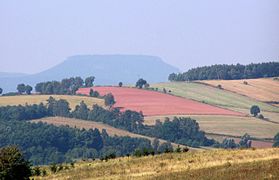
[0,0,278,74]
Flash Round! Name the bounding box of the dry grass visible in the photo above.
[31,117,191,149]
[144,115,279,139]
[200,78,279,104]
[33,148,279,180]
[0,95,104,110]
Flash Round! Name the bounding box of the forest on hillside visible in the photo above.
[169,62,279,81]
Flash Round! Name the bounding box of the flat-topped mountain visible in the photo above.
[0,55,179,92]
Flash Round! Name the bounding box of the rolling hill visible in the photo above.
[0,55,179,92]
[33,148,279,179]
[77,86,243,116]
[199,78,279,107]
[151,81,279,113]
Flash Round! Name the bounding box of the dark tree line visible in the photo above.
[35,76,95,95]
[169,62,279,81]
[142,117,215,147]
[0,118,152,165]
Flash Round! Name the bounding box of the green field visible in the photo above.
[151,82,279,113]
[33,148,279,180]
[145,115,279,139]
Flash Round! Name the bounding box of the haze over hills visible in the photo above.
[0,55,179,92]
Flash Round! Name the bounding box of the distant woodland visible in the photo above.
[169,62,279,81]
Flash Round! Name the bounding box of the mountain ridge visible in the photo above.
[0,55,179,92]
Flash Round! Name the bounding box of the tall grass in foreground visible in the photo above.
[33,148,279,180]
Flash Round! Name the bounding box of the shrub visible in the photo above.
[258,114,264,119]
[243,81,248,85]
[250,105,260,117]
[217,84,223,89]
[0,146,32,180]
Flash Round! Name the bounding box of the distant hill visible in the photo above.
[0,72,28,78]
[0,55,179,92]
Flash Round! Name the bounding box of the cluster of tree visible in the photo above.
[0,87,2,95]
[17,84,33,95]
[142,117,215,147]
[0,103,49,121]
[273,132,279,147]
[0,118,152,165]
[169,62,279,81]
[135,78,149,89]
[214,134,252,149]
[35,76,95,95]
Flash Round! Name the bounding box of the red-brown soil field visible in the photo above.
[77,87,243,116]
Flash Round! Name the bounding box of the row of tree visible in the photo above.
[35,76,95,95]
[169,62,279,81]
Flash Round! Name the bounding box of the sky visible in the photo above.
[0,0,278,74]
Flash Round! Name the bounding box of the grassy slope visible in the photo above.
[0,95,104,110]
[144,115,279,139]
[150,81,279,142]
[33,148,279,180]
[200,78,279,103]
[151,82,279,113]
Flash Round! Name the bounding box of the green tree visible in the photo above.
[85,76,95,87]
[250,105,260,117]
[239,133,251,148]
[135,78,147,89]
[273,133,279,147]
[89,89,99,97]
[25,85,33,95]
[104,93,116,107]
[118,82,123,87]
[17,83,26,94]
[0,88,2,95]
[0,146,32,180]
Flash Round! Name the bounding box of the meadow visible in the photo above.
[151,82,279,113]
[33,148,279,180]
[144,115,279,139]
[0,95,104,110]
[200,78,279,105]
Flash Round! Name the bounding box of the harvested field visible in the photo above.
[0,95,104,110]
[200,78,279,106]
[144,115,279,139]
[151,82,279,112]
[77,87,243,116]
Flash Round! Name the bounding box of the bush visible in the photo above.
[217,84,223,89]
[243,81,248,85]
[0,146,32,180]
[250,105,260,117]
[104,93,116,107]
[258,114,264,119]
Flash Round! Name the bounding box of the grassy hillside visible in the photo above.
[33,148,279,180]
[0,95,104,110]
[144,115,279,139]
[151,82,279,113]
[199,78,279,106]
